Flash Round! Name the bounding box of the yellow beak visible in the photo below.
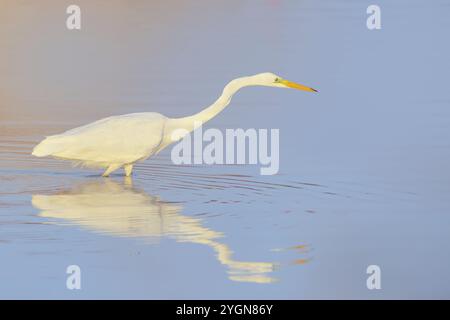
[280,79,318,93]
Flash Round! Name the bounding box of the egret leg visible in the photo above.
[124,164,133,177]
[102,164,121,177]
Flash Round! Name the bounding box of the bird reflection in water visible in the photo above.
[31,179,277,283]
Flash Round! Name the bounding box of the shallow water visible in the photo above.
[1,0,450,298]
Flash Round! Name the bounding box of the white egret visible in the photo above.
[32,72,317,176]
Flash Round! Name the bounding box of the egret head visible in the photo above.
[251,72,317,93]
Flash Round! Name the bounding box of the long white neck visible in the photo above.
[165,77,250,136]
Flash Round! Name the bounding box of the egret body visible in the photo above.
[32,73,316,176]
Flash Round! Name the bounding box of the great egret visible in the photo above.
[32,72,317,176]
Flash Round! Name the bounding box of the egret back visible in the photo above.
[32,112,168,167]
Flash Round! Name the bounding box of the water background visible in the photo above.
[1,0,450,298]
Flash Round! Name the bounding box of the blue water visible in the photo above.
[0,0,450,298]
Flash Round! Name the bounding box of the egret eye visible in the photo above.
[274,78,280,83]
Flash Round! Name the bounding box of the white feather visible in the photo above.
[31,73,315,176]
[32,112,167,168]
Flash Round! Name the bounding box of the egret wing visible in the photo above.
[33,113,167,166]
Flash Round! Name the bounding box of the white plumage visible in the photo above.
[32,73,316,176]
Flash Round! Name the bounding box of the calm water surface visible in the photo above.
[1,0,450,298]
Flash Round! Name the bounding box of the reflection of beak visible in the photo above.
[280,79,318,93]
